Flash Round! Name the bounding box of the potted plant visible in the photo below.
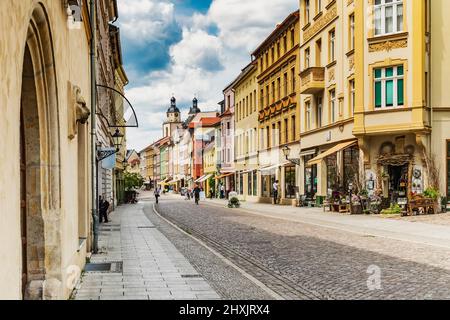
[423,187,440,213]
[228,196,240,208]
[351,194,363,214]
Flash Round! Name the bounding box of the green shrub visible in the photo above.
[381,203,402,215]
[228,197,240,208]
[423,187,440,200]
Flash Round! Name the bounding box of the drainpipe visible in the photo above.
[90,0,98,254]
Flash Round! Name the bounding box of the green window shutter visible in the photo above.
[375,81,382,108]
[397,79,404,105]
[386,80,394,106]
[397,66,404,76]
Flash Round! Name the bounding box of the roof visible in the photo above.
[231,61,257,89]
[252,10,299,57]
[219,108,233,118]
[188,117,221,128]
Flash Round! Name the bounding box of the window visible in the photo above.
[329,29,335,62]
[343,146,359,192]
[284,118,288,144]
[305,101,311,131]
[254,90,257,112]
[266,126,270,148]
[272,81,276,103]
[326,154,338,190]
[271,47,275,63]
[374,65,404,108]
[349,80,355,115]
[316,0,321,14]
[277,42,280,59]
[291,115,296,141]
[316,38,322,66]
[283,35,287,53]
[305,0,310,23]
[305,47,310,69]
[265,52,269,68]
[252,170,257,196]
[277,121,281,145]
[249,93,253,114]
[291,29,295,48]
[272,123,276,147]
[374,0,403,36]
[283,73,288,97]
[260,89,264,108]
[246,96,249,117]
[316,96,323,128]
[277,78,281,100]
[285,166,296,198]
[227,95,230,109]
[266,85,270,106]
[291,68,296,93]
[329,89,336,123]
[349,14,355,51]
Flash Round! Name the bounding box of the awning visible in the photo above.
[194,174,212,183]
[307,140,357,166]
[167,179,181,185]
[259,161,290,172]
[215,172,234,180]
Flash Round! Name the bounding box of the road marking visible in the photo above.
[151,202,284,300]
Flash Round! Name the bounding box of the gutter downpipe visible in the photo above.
[90,0,99,253]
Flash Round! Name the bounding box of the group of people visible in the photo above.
[98,196,110,223]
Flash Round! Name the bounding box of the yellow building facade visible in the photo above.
[233,62,259,201]
[298,0,449,208]
[253,11,301,204]
[298,0,358,203]
[203,141,217,198]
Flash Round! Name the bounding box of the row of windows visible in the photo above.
[259,28,297,72]
[236,90,257,121]
[260,68,297,108]
[261,115,297,149]
[235,128,258,157]
[303,0,404,37]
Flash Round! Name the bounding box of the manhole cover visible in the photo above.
[85,261,123,273]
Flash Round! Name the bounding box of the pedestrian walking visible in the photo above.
[98,196,104,223]
[154,187,161,204]
[193,184,201,205]
[220,184,225,199]
[273,180,279,205]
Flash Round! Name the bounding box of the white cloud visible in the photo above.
[122,0,298,151]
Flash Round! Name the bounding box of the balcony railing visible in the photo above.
[300,67,325,94]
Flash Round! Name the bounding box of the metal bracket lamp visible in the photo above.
[282,145,301,166]
[97,128,124,161]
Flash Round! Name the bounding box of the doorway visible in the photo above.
[388,164,408,201]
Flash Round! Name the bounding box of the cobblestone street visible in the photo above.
[151,193,450,300]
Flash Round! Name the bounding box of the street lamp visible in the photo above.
[282,145,301,166]
[112,128,124,151]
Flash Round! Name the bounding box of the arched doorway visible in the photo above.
[19,4,62,300]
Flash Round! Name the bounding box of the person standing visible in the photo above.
[193,184,201,205]
[220,184,225,199]
[154,187,161,204]
[273,180,279,205]
[101,198,110,223]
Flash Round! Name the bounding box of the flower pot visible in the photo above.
[351,204,362,214]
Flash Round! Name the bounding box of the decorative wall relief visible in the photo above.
[68,82,90,140]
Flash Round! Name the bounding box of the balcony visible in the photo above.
[300,67,325,94]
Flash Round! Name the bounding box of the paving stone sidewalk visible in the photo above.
[72,203,220,300]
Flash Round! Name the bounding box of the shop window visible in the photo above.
[261,174,275,198]
[285,166,296,199]
[304,154,317,199]
[343,147,359,192]
[326,154,338,192]
[252,170,258,196]
[239,173,244,195]
[374,65,404,108]
[247,172,252,196]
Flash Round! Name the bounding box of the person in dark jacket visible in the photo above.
[193,185,201,205]
[99,196,110,223]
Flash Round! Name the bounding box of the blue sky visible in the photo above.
[118,0,298,151]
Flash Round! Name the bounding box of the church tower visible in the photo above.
[163,96,181,137]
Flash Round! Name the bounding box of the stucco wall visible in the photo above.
[0,0,91,299]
